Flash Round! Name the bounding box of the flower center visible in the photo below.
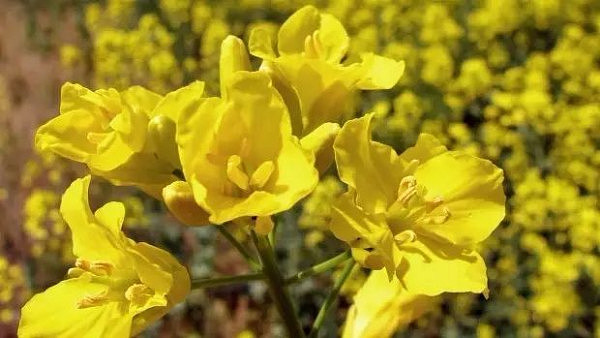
[387,174,452,246]
[69,258,154,309]
[225,154,274,194]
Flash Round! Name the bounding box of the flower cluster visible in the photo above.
[19,4,508,337]
[8,0,597,336]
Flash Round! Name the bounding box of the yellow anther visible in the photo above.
[397,176,417,206]
[304,30,323,58]
[423,207,451,224]
[226,155,249,191]
[125,284,153,306]
[394,230,417,245]
[86,132,109,144]
[74,259,113,276]
[75,258,91,270]
[425,196,444,212]
[76,291,109,309]
[90,261,114,276]
[249,161,275,190]
[67,267,86,278]
[399,176,417,189]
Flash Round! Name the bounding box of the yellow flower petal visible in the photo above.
[330,191,386,243]
[120,85,163,116]
[128,242,190,335]
[35,109,103,162]
[397,237,488,296]
[356,54,405,90]
[300,122,340,174]
[127,246,173,297]
[60,176,127,265]
[177,97,222,181]
[152,81,205,122]
[398,133,448,165]
[19,276,133,338]
[277,5,320,56]
[334,114,404,213]
[93,201,125,235]
[317,13,349,63]
[342,270,433,338]
[249,27,277,60]
[414,152,505,245]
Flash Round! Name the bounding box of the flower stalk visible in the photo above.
[191,273,264,289]
[251,231,305,338]
[217,226,261,270]
[308,259,356,338]
[285,250,351,285]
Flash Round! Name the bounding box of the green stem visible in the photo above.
[285,250,351,285]
[217,226,261,270]
[308,260,356,338]
[191,273,264,289]
[251,231,305,338]
[190,250,352,290]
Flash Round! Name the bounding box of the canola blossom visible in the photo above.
[35,82,205,198]
[330,114,505,295]
[176,71,319,226]
[18,176,190,337]
[249,5,405,136]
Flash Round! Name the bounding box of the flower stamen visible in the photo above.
[226,155,250,190]
[249,161,274,189]
[76,291,109,309]
[125,284,153,306]
[304,30,323,58]
[397,176,417,206]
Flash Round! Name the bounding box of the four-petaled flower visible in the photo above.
[176,71,319,227]
[249,5,405,137]
[330,114,505,296]
[19,176,190,337]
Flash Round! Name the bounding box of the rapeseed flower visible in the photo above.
[176,71,318,226]
[330,114,505,296]
[19,176,190,337]
[248,5,405,136]
[35,82,204,198]
[221,34,341,174]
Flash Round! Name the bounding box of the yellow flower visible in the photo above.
[19,176,190,337]
[176,71,319,225]
[248,5,404,136]
[35,82,204,198]
[342,269,434,338]
[330,114,505,296]
[221,34,340,174]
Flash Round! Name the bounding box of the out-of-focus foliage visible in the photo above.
[3,0,599,336]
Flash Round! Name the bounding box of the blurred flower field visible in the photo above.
[1,0,600,337]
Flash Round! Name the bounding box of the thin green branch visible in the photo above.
[308,260,357,338]
[189,250,352,290]
[285,250,351,285]
[251,231,305,338]
[191,273,264,289]
[216,226,260,270]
